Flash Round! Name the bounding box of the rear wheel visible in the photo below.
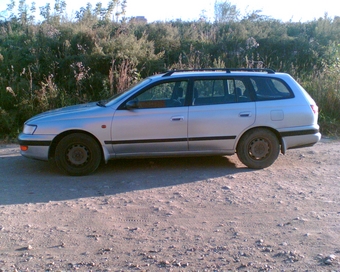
[55,133,102,176]
[237,129,280,169]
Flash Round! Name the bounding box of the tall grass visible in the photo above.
[302,67,340,136]
[1,13,340,139]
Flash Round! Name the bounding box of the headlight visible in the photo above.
[23,124,37,134]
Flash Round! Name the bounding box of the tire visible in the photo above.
[236,129,280,169]
[54,133,102,176]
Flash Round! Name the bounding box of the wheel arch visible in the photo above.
[49,130,104,161]
[236,126,284,154]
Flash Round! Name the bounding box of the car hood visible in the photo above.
[26,102,103,124]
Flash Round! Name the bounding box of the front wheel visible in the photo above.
[236,129,280,169]
[55,133,102,176]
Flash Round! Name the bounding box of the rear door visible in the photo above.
[111,80,189,155]
[188,77,256,152]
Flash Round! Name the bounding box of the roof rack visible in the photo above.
[162,68,275,77]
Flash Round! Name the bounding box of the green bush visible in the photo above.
[1,1,340,139]
[0,108,17,138]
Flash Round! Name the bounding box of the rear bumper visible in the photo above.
[280,128,321,152]
[18,133,53,161]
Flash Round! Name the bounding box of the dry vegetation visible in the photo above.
[0,1,340,139]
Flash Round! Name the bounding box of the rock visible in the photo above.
[159,260,170,267]
[324,254,336,265]
[324,259,332,265]
[256,239,264,246]
[328,254,336,260]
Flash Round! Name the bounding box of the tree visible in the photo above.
[18,0,28,25]
[214,0,240,23]
[53,0,66,23]
[39,3,51,22]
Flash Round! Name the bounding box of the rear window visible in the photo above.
[250,77,294,101]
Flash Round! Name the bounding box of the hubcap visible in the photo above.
[66,144,90,166]
[248,138,270,160]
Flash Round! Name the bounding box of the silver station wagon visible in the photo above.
[18,69,321,175]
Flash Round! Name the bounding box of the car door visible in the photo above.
[188,77,256,152]
[111,80,189,155]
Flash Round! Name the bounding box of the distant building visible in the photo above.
[130,16,147,24]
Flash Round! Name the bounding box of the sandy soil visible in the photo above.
[0,138,339,271]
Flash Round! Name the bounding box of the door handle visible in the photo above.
[171,116,184,121]
[239,111,251,117]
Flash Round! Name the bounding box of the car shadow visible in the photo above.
[0,154,253,205]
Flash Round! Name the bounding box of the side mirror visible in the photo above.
[125,100,139,110]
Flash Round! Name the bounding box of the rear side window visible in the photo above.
[193,79,231,105]
[193,78,256,105]
[250,77,294,101]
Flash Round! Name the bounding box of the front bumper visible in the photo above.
[18,133,54,161]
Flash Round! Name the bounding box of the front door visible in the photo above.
[111,80,189,155]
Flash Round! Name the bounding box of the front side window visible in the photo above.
[133,81,188,109]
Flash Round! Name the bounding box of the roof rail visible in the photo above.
[225,68,275,74]
[162,68,275,77]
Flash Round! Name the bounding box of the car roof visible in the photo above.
[148,68,287,80]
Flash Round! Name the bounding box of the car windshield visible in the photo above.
[103,78,152,106]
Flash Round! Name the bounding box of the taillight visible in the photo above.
[20,145,29,151]
[311,104,318,114]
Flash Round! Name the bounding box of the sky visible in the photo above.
[0,0,339,23]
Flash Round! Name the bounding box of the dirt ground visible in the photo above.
[0,138,339,271]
